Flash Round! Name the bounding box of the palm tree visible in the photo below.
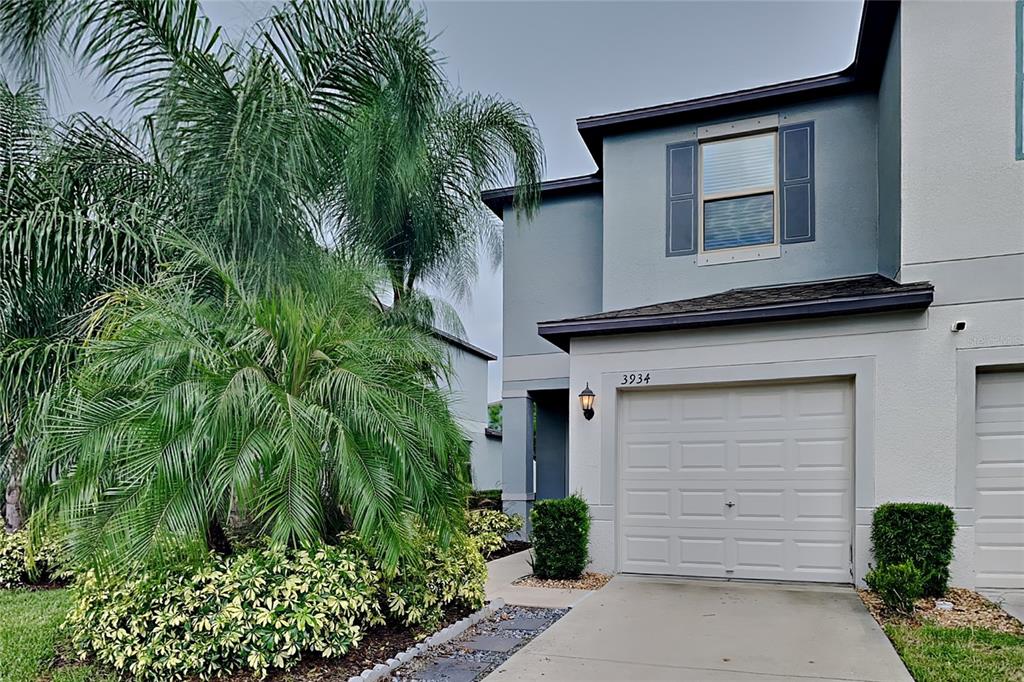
[25,241,470,569]
[1,0,544,303]
[0,80,167,530]
[1,1,523,566]
[337,88,544,305]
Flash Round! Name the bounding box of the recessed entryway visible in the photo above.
[618,379,853,582]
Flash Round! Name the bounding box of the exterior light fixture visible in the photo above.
[579,383,596,421]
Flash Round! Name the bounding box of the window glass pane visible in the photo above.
[703,193,774,251]
[702,134,775,195]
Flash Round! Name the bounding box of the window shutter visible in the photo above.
[666,141,697,255]
[779,121,815,243]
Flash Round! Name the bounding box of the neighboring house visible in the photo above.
[435,329,503,491]
[482,0,1024,595]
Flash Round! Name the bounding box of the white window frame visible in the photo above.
[696,116,781,266]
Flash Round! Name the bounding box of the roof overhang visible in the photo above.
[481,173,602,218]
[538,287,933,352]
[574,0,897,169]
[432,328,497,361]
[479,1,899,214]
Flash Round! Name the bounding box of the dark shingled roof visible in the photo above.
[480,2,900,217]
[431,327,496,361]
[538,275,933,351]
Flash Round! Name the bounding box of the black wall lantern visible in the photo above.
[579,383,596,421]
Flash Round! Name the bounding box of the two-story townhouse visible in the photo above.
[435,330,503,491]
[483,0,1024,593]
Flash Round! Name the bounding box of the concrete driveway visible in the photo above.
[485,575,911,681]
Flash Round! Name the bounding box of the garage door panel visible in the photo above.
[679,441,728,470]
[737,390,787,422]
[976,430,1024,468]
[975,539,1024,589]
[680,489,728,518]
[977,372,1024,423]
[794,488,850,522]
[794,385,849,419]
[623,391,674,425]
[679,536,728,571]
[622,440,673,472]
[623,489,673,519]
[619,380,853,583]
[736,440,787,470]
[794,437,850,470]
[680,393,728,425]
[735,538,786,572]
[974,372,1024,591]
[623,534,672,568]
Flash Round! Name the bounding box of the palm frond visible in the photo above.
[26,241,470,570]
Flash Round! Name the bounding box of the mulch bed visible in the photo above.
[859,587,1024,635]
[483,540,531,562]
[512,572,611,591]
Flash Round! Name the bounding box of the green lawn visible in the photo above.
[885,623,1024,682]
[0,589,113,682]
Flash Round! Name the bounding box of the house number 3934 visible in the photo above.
[621,372,651,385]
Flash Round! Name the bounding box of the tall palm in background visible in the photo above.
[0,0,544,566]
[0,82,167,530]
[337,81,543,306]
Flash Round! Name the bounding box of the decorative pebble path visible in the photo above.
[391,605,567,682]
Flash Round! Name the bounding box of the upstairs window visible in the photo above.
[666,116,815,263]
[700,133,777,256]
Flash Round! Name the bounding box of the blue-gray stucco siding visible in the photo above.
[502,192,604,358]
[601,92,883,311]
[877,7,902,279]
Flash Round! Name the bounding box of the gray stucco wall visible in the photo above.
[446,346,490,427]
[502,192,604,359]
[442,346,498,489]
[877,7,902,279]
[601,93,881,311]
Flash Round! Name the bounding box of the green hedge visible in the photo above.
[67,534,486,680]
[529,495,590,580]
[871,502,956,597]
[866,561,925,613]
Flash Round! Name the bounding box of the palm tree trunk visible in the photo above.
[4,446,25,533]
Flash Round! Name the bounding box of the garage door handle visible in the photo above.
[725,502,735,508]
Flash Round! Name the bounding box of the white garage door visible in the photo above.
[975,371,1024,590]
[619,379,854,583]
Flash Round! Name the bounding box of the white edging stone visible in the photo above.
[354,600,502,682]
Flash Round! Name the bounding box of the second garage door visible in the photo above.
[974,370,1024,591]
[619,379,854,583]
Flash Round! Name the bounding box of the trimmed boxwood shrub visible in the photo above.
[529,495,590,579]
[871,502,956,597]
[866,561,925,613]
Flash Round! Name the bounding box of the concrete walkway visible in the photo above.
[485,575,911,681]
[485,550,595,609]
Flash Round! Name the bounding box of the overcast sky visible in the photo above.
[20,0,865,401]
